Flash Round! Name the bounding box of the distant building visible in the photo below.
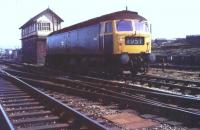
[19,8,63,64]
[174,38,186,44]
[153,38,168,47]
[12,49,22,61]
[186,35,200,46]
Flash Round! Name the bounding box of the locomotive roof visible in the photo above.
[49,10,146,36]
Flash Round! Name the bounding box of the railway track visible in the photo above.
[85,70,200,96]
[4,61,200,97]
[0,70,107,130]
[150,64,200,71]
[0,63,162,129]
[1,60,200,129]
[5,68,200,109]
[131,74,200,96]
[2,67,200,128]
[2,61,200,101]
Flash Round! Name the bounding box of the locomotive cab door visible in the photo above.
[100,21,113,55]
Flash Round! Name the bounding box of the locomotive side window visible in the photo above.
[105,22,112,33]
[116,20,133,31]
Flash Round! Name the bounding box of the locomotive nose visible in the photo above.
[120,54,130,64]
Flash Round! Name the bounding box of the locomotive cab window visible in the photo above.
[135,22,144,32]
[135,22,149,32]
[105,22,112,33]
[116,20,133,31]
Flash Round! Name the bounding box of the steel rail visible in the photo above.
[19,75,200,127]
[2,61,200,127]
[66,75,200,109]
[130,75,200,95]
[150,64,200,71]
[0,104,15,130]
[4,68,200,112]
[4,67,200,95]
[0,70,108,130]
[137,74,200,87]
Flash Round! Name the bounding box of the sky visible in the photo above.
[0,0,199,49]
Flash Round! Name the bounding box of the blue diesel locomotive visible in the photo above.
[46,10,151,74]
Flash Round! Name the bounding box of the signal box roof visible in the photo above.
[20,8,64,29]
